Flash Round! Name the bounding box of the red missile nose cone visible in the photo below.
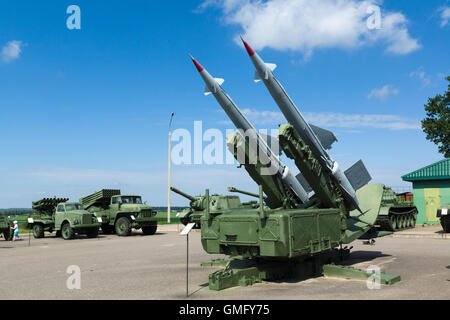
[190,55,204,72]
[240,37,255,56]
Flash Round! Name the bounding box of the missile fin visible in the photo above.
[254,64,277,82]
[204,86,212,96]
[215,78,225,86]
[344,160,372,191]
[295,173,313,193]
[266,63,277,72]
[204,78,225,96]
[310,124,338,150]
[254,70,262,83]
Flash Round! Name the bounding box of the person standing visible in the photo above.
[11,220,20,241]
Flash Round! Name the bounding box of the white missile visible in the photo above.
[190,56,309,204]
[241,39,361,211]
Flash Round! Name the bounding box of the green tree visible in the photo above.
[421,76,450,157]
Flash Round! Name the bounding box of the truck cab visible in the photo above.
[54,202,100,239]
[108,195,157,235]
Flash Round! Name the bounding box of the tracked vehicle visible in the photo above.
[170,186,259,228]
[0,216,13,241]
[28,198,100,240]
[375,187,418,231]
[80,189,157,236]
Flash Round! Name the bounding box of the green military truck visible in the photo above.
[27,198,100,240]
[0,216,13,241]
[80,189,157,236]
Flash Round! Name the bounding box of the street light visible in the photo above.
[168,112,174,223]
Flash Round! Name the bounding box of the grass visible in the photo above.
[155,211,181,224]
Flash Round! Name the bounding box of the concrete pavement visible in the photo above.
[0,225,448,300]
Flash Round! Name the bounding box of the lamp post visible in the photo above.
[168,112,174,223]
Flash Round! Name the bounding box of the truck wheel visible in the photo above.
[61,222,74,240]
[33,224,45,238]
[4,221,13,241]
[86,227,99,238]
[142,226,157,235]
[115,217,131,236]
[101,224,114,234]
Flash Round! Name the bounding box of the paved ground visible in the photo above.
[0,224,449,300]
[393,224,448,239]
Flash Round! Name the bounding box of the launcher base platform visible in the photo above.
[203,248,400,291]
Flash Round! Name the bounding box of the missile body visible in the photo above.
[241,40,360,211]
[191,57,309,204]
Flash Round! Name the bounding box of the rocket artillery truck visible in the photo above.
[189,40,401,290]
[80,189,158,236]
[0,216,13,241]
[28,198,100,240]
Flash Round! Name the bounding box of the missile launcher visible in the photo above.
[189,47,401,290]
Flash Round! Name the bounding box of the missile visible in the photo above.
[190,55,309,204]
[241,38,361,211]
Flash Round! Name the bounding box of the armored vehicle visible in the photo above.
[170,186,259,228]
[374,187,418,231]
[0,216,13,241]
[189,45,400,290]
[28,198,100,240]
[80,189,157,236]
[437,204,450,233]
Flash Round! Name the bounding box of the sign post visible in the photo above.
[179,222,195,297]
[27,217,34,246]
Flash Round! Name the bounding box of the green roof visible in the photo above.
[402,159,450,181]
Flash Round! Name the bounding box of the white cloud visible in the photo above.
[201,0,420,58]
[241,108,420,130]
[241,108,286,125]
[368,84,399,101]
[1,40,23,63]
[409,68,431,87]
[439,6,450,27]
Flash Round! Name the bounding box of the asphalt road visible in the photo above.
[0,227,449,300]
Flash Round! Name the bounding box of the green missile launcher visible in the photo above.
[197,125,398,290]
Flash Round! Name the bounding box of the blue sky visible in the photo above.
[0,0,449,207]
